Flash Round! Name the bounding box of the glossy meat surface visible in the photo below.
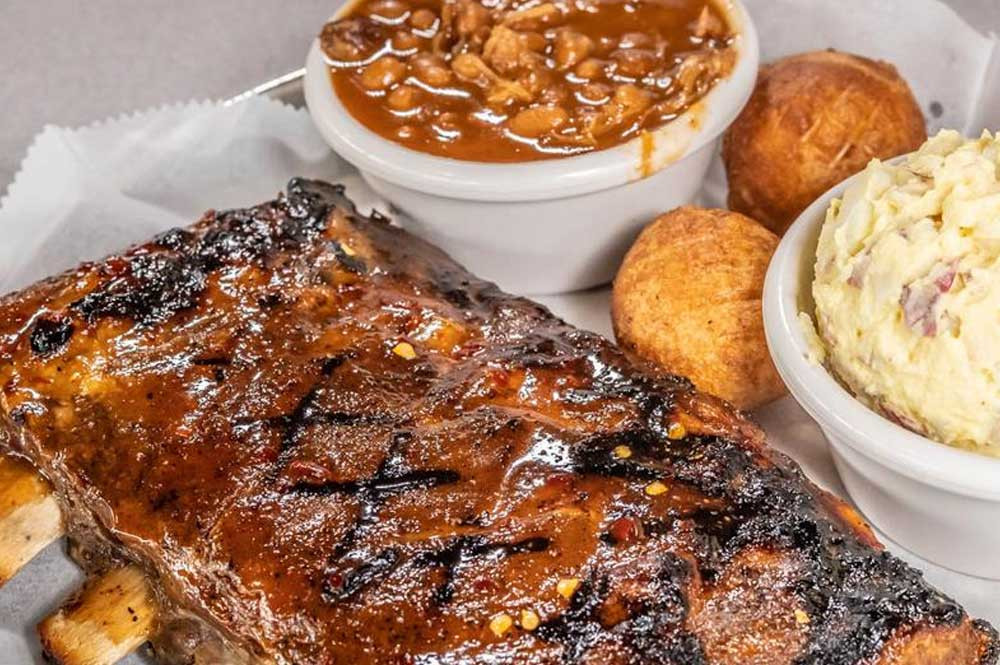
[0,180,996,665]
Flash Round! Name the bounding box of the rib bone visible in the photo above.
[0,454,63,586]
[38,565,157,665]
[0,455,158,663]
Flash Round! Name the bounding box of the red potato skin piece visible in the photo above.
[0,179,996,665]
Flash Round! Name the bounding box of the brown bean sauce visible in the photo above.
[322,0,735,162]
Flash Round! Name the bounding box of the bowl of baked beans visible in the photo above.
[305,0,759,294]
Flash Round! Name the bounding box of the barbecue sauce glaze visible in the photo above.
[0,180,994,664]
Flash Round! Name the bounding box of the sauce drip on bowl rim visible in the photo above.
[321,0,735,162]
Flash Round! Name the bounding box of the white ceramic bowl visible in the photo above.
[305,1,759,294]
[763,170,1000,580]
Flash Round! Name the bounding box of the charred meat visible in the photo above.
[0,180,995,664]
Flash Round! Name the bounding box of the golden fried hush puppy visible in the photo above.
[612,207,786,410]
[723,50,927,235]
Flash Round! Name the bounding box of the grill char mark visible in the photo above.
[71,178,341,326]
[414,535,552,605]
[29,317,74,356]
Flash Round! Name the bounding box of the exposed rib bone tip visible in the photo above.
[0,455,63,587]
[38,565,156,665]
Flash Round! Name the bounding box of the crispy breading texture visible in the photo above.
[722,50,927,236]
[612,207,785,410]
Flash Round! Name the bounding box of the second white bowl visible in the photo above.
[305,1,759,294]
[763,171,1000,579]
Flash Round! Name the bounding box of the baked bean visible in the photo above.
[367,0,408,20]
[410,8,438,30]
[411,53,453,87]
[554,30,594,70]
[575,105,602,133]
[537,85,569,106]
[518,50,547,75]
[519,57,553,95]
[502,3,563,30]
[361,56,407,90]
[430,31,453,55]
[456,0,490,36]
[326,37,363,62]
[320,19,371,62]
[524,32,548,52]
[326,0,734,161]
[578,82,611,104]
[614,83,652,117]
[574,58,606,80]
[392,31,422,51]
[450,0,490,38]
[510,106,569,138]
[612,49,658,78]
[432,112,462,139]
[597,35,619,52]
[387,84,421,111]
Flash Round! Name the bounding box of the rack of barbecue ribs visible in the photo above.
[0,179,996,665]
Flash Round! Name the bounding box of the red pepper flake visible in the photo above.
[485,368,512,391]
[403,314,422,334]
[608,516,642,544]
[286,459,333,484]
[104,256,130,277]
[473,578,498,593]
[544,473,575,490]
[455,341,485,358]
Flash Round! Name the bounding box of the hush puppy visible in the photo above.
[723,50,927,236]
[612,207,785,410]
